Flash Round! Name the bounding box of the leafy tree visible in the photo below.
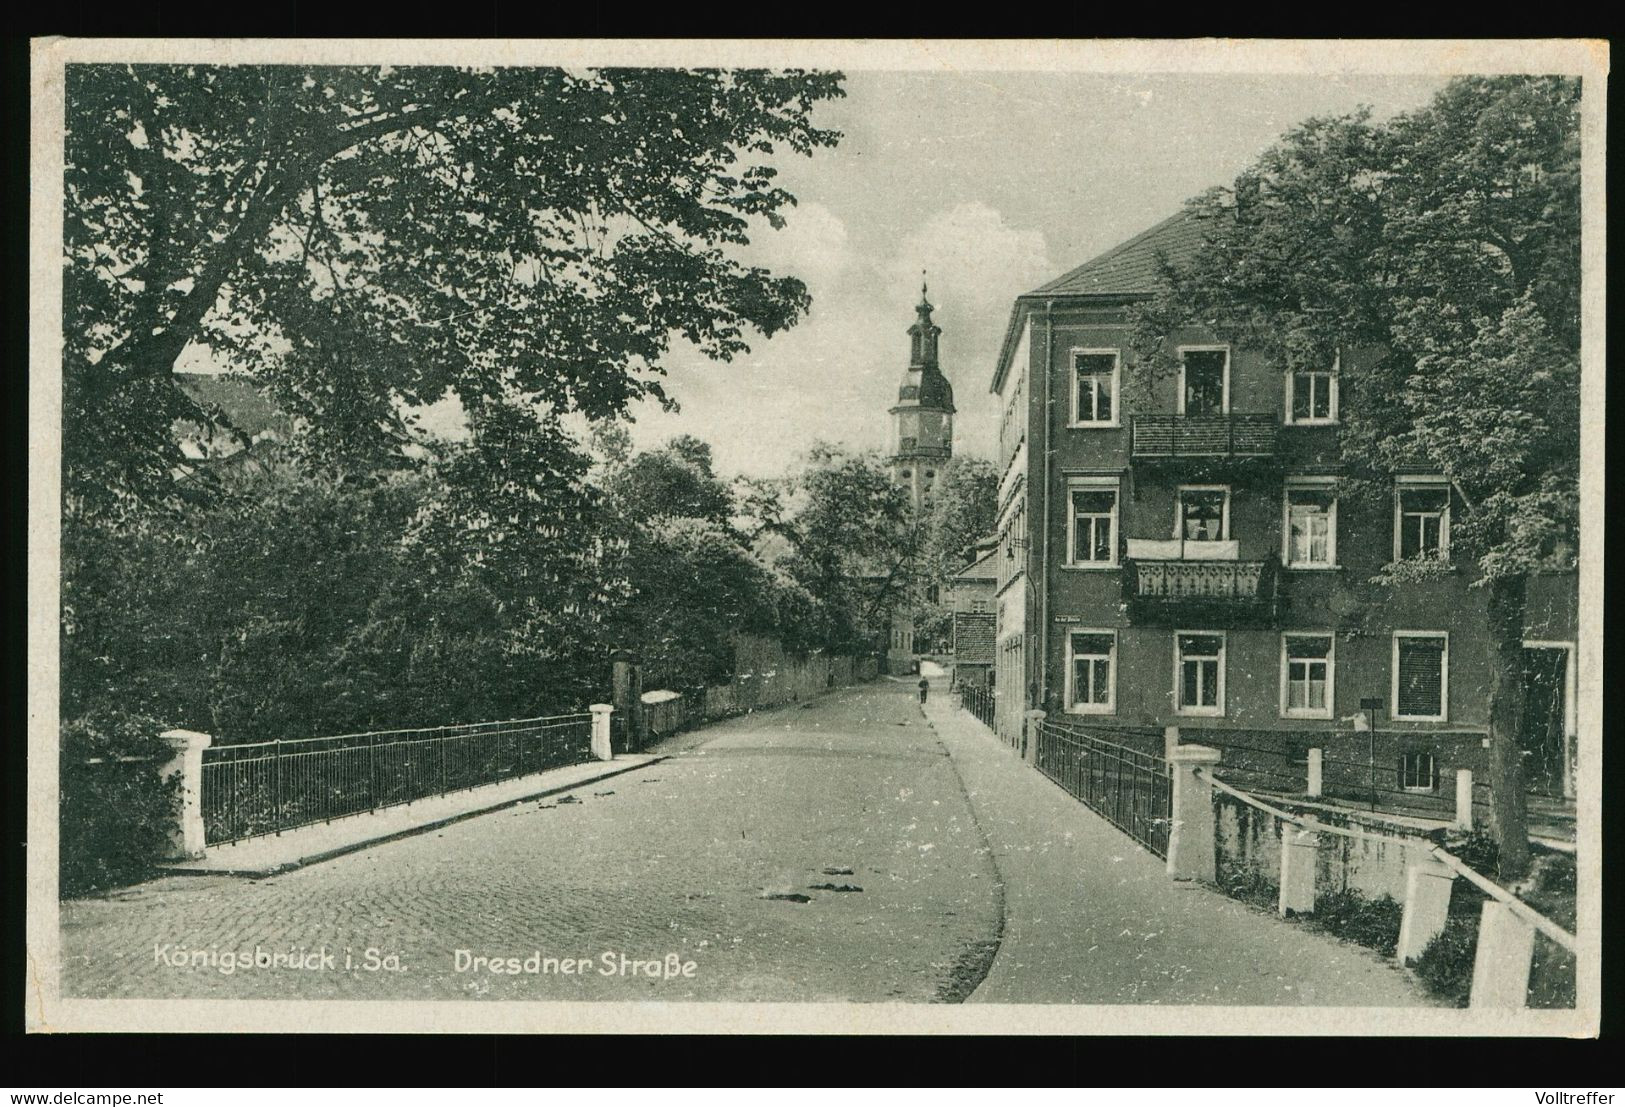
[920,455,999,576]
[611,517,780,688]
[63,64,845,521]
[752,444,914,656]
[1130,76,1580,876]
[602,434,735,527]
[906,456,997,653]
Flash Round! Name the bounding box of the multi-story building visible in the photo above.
[990,211,1579,799]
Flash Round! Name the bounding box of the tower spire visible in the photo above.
[908,274,940,369]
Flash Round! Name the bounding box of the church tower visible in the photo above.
[889,280,956,516]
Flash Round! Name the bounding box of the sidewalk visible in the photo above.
[921,689,1435,1006]
[164,754,663,877]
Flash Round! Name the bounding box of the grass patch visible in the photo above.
[1216,857,1278,911]
[1299,889,1404,958]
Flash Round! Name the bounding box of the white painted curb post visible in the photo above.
[1396,858,1456,963]
[1306,748,1323,797]
[1166,744,1221,883]
[1469,900,1536,1008]
[1278,829,1318,916]
[589,704,615,762]
[1454,769,1474,830]
[158,728,212,861]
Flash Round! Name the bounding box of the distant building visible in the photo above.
[989,209,1579,798]
[171,372,295,485]
[947,542,997,687]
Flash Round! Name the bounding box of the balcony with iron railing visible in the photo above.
[1130,413,1278,461]
[1124,555,1281,626]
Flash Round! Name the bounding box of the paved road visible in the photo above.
[60,677,1432,1007]
[60,681,1001,1003]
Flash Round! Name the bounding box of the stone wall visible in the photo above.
[1214,789,1435,906]
[641,634,878,741]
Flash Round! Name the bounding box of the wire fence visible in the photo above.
[201,714,593,846]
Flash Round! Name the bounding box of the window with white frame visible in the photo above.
[1180,348,1229,416]
[1071,351,1119,426]
[1393,632,1449,721]
[1399,751,1439,792]
[1066,630,1116,714]
[1286,359,1339,424]
[1284,483,1337,567]
[1281,633,1334,718]
[1177,486,1230,542]
[1396,482,1451,561]
[1176,632,1225,715]
[1067,480,1119,566]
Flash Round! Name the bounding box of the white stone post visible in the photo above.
[1454,769,1474,830]
[1278,829,1318,916]
[1306,748,1323,797]
[1023,709,1046,767]
[158,728,212,861]
[1396,858,1457,963]
[1166,744,1222,883]
[1163,725,1180,761]
[589,704,615,762]
[1469,899,1536,1009]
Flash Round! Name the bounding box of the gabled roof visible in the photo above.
[991,206,1218,394]
[174,372,293,440]
[951,547,998,582]
[1027,208,1208,298]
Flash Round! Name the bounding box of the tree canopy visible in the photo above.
[64,64,845,519]
[1131,76,1580,588]
[1129,75,1582,876]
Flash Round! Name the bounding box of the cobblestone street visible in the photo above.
[60,680,1001,1003]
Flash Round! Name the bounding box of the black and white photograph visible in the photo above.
[25,38,1605,1036]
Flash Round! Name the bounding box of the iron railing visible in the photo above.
[1131,413,1278,459]
[201,713,593,846]
[1035,719,1173,858]
[959,685,995,729]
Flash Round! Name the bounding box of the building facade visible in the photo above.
[947,544,998,688]
[990,212,1579,798]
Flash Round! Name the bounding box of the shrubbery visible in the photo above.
[59,709,181,897]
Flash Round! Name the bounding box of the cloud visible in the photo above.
[744,201,852,295]
[886,201,1055,323]
[630,201,1053,478]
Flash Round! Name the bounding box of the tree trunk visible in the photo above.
[1485,573,1532,880]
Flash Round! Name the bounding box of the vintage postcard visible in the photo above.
[26,37,1606,1035]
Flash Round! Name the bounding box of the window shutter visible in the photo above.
[1397,638,1444,716]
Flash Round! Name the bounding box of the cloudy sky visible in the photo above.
[625,70,1448,477]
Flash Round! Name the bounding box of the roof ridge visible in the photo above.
[1025,207,1201,297]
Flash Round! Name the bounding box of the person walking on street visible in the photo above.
[918,677,929,705]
